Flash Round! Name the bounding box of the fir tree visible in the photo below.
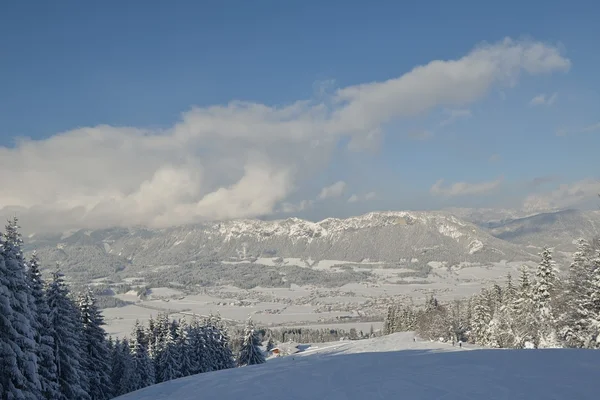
[237,317,265,367]
[130,320,155,389]
[471,289,492,346]
[47,269,90,400]
[158,329,180,382]
[1,218,42,399]
[513,266,537,347]
[79,289,111,400]
[0,240,31,399]
[533,248,560,347]
[175,319,192,377]
[27,253,60,399]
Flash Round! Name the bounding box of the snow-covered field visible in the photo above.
[114,332,600,399]
[102,258,533,338]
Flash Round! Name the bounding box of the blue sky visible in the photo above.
[1,0,599,231]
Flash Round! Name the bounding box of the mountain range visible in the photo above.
[21,209,600,284]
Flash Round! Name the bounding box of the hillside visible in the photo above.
[114,332,600,400]
[482,210,600,252]
[24,211,536,282]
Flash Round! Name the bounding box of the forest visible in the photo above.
[0,218,266,400]
[383,239,600,349]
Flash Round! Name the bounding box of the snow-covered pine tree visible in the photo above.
[158,328,181,382]
[1,218,42,399]
[495,273,518,348]
[558,239,594,347]
[589,251,600,347]
[27,253,60,399]
[47,269,91,400]
[383,305,396,335]
[208,316,235,371]
[471,289,493,346]
[236,317,266,367]
[533,247,560,348]
[130,320,155,389]
[175,319,193,377]
[0,238,32,399]
[513,266,537,348]
[78,289,111,400]
[113,338,135,396]
[186,317,208,374]
[266,335,275,352]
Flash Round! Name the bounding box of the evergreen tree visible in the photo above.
[157,329,180,382]
[237,317,265,367]
[175,319,192,377]
[513,266,537,347]
[533,248,560,347]
[79,289,111,400]
[266,336,275,352]
[471,289,492,346]
[1,218,42,399]
[209,319,235,371]
[27,253,60,399]
[0,239,31,399]
[130,320,155,389]
[47,269,90,400]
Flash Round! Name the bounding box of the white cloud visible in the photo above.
[279,199,314,214]
[523,178,600,212]
[430,177,504,197]
[0,37,570,231]
[347,192,377,203]
[529,92,558,106]
[318,181,347,200]
[439,109,472,126]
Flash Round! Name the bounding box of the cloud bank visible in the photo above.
[0,37,571,232]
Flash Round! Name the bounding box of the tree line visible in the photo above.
[383,240,600,349]
[0,219,266,400]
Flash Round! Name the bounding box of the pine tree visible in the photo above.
[130,320,155,389]
[533,247,560,348]
[237,317,265,367]
[114,339,135,396]
[47,269,91,400]
[471,289,492,346]
[158,329,180,382]
[175,319,192,377]
[27,253,60,399]
[0,239,30,399]
[1,218,42,399]
[79,289,111,400]
[199,314,235,372]
[559,239,594,347]
[512,266,536,347]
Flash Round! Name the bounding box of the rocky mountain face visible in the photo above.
[23,211,546,279]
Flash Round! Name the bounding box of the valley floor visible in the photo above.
[114,332,600,399]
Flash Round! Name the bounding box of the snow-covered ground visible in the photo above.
[114,332,600,399]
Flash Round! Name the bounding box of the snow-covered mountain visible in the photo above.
[25,211,536,281]
[113,332,600,400]
[481,209,600,252]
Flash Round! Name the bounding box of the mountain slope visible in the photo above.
[483,210,600,252]
[114,333,600,400]
[24,211,535,280]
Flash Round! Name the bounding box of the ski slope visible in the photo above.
[115,333,600,399]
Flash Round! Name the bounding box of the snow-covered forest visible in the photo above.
[383,240,600,349]
[0,219,260,400]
